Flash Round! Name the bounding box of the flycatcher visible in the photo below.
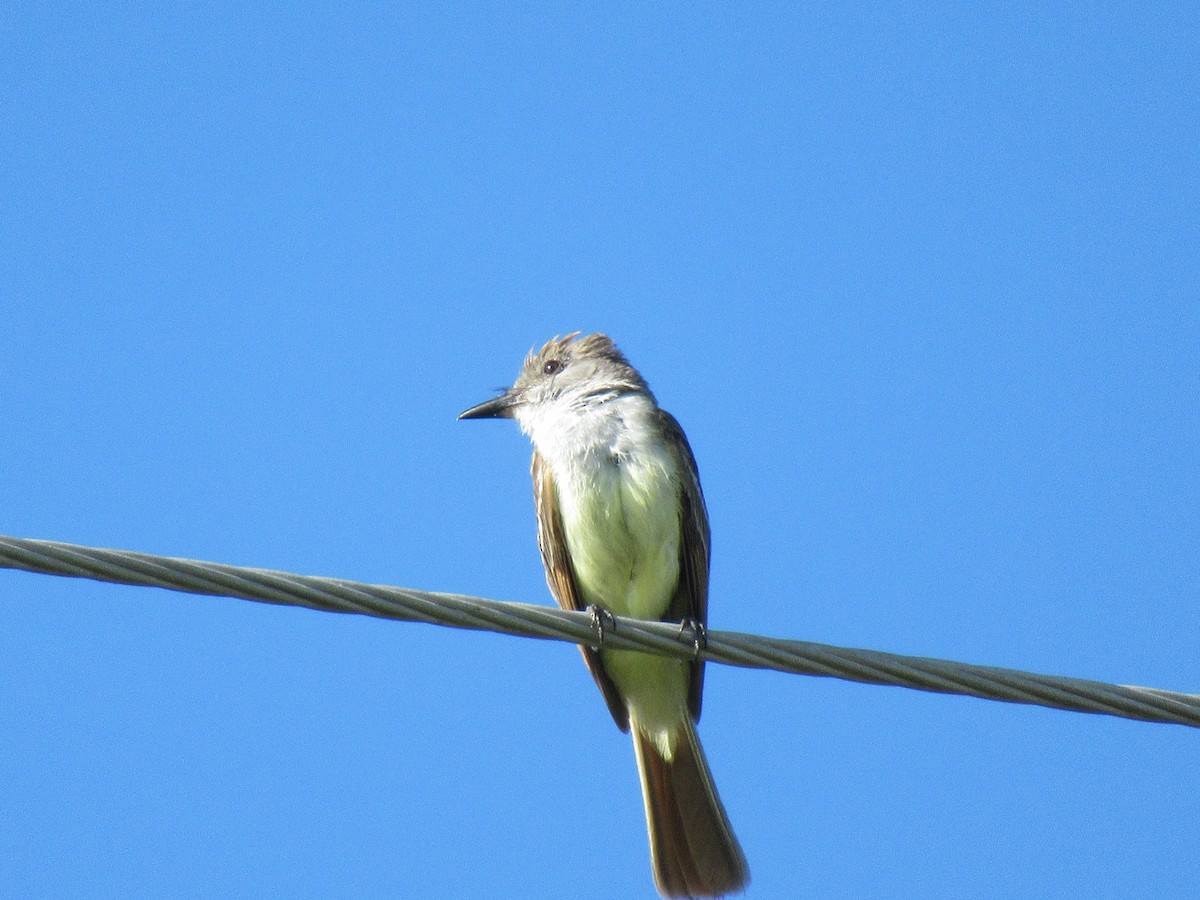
[460,333,749,898]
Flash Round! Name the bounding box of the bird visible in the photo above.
[460,332,749,898]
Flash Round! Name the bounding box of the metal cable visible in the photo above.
[1,534,1196,728]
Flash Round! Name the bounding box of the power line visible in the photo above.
[1,534,1196,728]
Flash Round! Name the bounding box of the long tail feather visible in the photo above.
[631,716,750,898]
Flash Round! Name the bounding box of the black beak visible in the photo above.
[458,391,517,420]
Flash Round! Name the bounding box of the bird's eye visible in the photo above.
[542,359,563,376]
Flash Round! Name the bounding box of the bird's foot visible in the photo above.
[585,604,615,651]
[678,618,707,660]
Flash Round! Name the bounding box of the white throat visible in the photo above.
[515,389,664,470]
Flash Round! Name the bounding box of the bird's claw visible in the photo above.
[679,618,707,660]
[586,604,615,651]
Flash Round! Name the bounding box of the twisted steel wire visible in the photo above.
[1,534,1196,728]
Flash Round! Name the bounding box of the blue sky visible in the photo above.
[2,3,1197,897]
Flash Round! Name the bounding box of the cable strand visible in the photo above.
[1,534,1196,728]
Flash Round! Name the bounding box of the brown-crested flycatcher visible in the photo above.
[460,333,749,898]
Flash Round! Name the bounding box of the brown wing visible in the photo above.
[658,410,712,722]
[532,451,630,732]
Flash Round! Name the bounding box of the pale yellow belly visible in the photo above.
[558,451,690,743]
[559,452,681,619]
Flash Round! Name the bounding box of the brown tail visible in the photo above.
[631,716,750,898]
